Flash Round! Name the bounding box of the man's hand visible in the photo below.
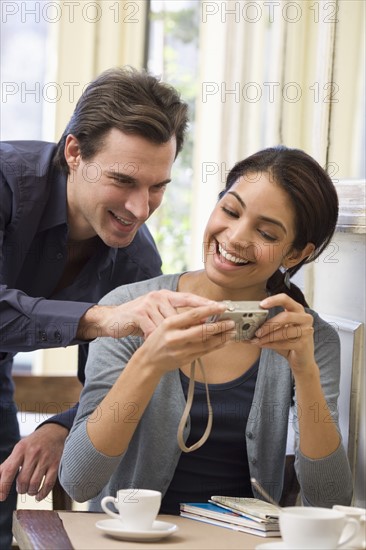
[77,289,218,341]
[0,423,69,501]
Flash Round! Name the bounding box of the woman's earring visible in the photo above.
[284,270,291,289]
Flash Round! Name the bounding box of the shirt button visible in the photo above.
[246,431,253,439]
[56,253,63,260]
[54,330,62,342]
[39,331,47,342]
[251,458,257,465]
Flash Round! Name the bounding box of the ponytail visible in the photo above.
[266,269,309,308]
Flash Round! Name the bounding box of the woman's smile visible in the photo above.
[217,242,250,265]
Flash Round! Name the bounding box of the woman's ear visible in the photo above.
[64,134,81,171]
[283,243,316,269]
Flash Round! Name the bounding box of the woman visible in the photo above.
[60,146,353,510]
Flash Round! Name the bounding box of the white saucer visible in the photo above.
[255,542,288,550]
[96,519,178,541]
[256,541,366,550]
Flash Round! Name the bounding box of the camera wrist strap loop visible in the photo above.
[177,358,213,453]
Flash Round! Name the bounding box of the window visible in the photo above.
[328,0,365,235]
[0,0,56,141]
[1,1,57,373]
[146,0,200,272]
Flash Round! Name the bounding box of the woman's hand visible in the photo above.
[132,302,235,376]
[250,293,316,375]
[253,294,342,460]
[85,301,234,457]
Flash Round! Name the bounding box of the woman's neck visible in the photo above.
[178,271,268,302]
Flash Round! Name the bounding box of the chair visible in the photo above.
[281,314,364,507]
[13,374,82,510]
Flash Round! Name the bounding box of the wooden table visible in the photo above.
[13,509,280,549]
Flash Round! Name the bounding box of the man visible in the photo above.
[0,66,210,549]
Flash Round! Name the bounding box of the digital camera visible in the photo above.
[210,300,269,341]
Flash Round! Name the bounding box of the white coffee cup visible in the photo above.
[333,505,366,549]
[279,506,360,550]
[101,488,162,531]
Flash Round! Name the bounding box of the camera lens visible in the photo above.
[242,323,251,331]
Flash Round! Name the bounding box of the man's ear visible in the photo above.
[64,134,81,170]
[283,243,316,269]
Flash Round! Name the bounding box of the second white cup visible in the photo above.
[101,488,162,531]
[333,505,366,549]
[279,506,360,550]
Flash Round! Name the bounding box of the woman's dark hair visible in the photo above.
[220,146,339,307]
[53,66,189,173]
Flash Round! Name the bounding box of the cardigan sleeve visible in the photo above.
[293,312,353,507]
[59,276,174,501]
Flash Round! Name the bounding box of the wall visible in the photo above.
[312,230,366,506]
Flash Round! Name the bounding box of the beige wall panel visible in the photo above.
[33,346,78,376]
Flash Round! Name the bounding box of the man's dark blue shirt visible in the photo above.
[0,140,162,427]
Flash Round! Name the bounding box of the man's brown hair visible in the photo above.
[53,66,189,173]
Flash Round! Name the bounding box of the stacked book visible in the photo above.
[180,495,280,538]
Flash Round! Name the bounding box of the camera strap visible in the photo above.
[177,358,213,453]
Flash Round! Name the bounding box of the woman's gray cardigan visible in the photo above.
[59,274,353,507]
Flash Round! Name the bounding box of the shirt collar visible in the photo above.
[97,243,119,278]
[38,164,68,231]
